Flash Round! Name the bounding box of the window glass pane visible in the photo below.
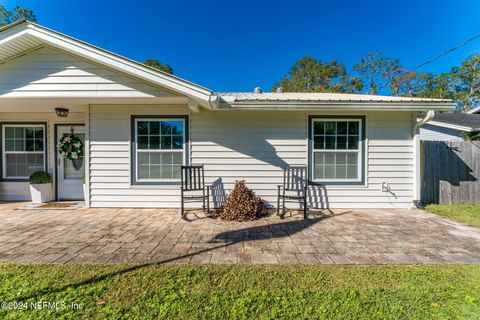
[172,165,181,179]
[347,165,358,179]
[337,136,347,149]
[150,165,161,179]
[164,121,184,136]
[346,153,358,165]
[161,136,172,149]
[325,122,336,135]
[5,139,14,151]
[34,127,43,139]
[138,136,149,149]
[324,165,335,179]
[138,165,150,179]
[25,128,34,139]
[313,121,324,134]
[313,152,324,180]
[172,136,183,149]
[149,136,160,149]
[336,165,347,179]
[325,136,335,149]
[313,136,324,149]
[161,165,173,179]
[15,127,24,139]
[5,127,14,139]
[337,122,348,134]
[25,139,34,152]
[150,122,160,135]
[34,139,43,151]
[14,139,23,151]
[324,153,335,165]
[137,121,149,135]
[172,152,183,165]
[348,121,359,135]
[347,136,358,150]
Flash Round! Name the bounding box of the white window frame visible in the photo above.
[2,124,47,180]
[134,118,186,183]
[310,118,363,183]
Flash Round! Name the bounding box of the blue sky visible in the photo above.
[1,0,479,92]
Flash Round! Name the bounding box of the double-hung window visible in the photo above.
[2,124,46,180]
[132,116,187,184]
[310,117,364,184]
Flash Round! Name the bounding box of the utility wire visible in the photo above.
[412,33,480,71]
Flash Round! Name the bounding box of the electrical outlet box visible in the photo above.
[381,181,389,192]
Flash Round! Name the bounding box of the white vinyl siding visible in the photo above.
[88,106,414,209]
[0,46,175,98]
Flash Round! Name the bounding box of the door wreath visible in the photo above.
[57,134,84,170]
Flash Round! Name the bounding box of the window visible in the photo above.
[132,116,188,184]
[2,124,46,180]
[309,117,364,184]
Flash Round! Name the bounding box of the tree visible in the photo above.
[272,57,362,93]
[354,51,401,95]
[0,5,37,27]
[142,59,173,74]
[450,53,480,111]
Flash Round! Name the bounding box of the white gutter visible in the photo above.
[412,110,434,207]
[415,110,435,129]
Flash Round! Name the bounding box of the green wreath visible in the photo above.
[57,135,84,160]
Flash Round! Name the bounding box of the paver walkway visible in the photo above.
[0,202,479,264]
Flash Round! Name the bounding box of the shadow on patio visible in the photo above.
[10,210,347,302]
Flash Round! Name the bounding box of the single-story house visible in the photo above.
[419,113,480,141]
[0,20,454,209]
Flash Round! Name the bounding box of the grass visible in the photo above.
[425,204,480,228]
[0,264,479,319]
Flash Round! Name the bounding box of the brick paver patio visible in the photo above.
[0,202,479,264]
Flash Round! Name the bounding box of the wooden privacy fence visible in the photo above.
[421,140,480,204]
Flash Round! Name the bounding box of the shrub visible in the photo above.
[29,171,52,184]
[220,180,268,221]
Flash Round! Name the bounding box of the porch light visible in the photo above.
[55,107,69,117]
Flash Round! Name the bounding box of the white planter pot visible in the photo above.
[29,183,52,204]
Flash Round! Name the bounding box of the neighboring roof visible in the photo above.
[218,92,454,111]
[0,19,214,108]
[426,113,480,132]
[468,106,480,114]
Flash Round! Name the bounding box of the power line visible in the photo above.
[412,33,480,71]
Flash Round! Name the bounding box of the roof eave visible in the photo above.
[220,101,455,111]
[427,120,475,132]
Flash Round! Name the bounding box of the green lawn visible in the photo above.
[0,264,479,319]
[425,204,480,228]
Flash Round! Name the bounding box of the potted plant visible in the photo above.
[29,171,53,204]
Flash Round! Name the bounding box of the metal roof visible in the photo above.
[218,92,451,103]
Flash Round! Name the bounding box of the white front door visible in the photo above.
[56,125,85,200]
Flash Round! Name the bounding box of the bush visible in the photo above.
[220,180,268,221]
[29,171,52,184]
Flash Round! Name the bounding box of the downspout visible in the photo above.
[412,110,434,207]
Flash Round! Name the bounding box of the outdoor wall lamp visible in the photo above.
[55,107,69,117]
